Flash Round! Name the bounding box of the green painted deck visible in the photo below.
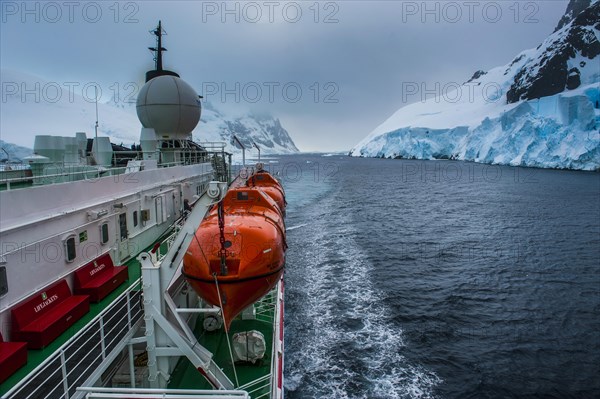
[0,255,142,396]
[168,292,277,398]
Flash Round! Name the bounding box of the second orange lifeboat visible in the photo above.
[246,169,286,216]
[183,186,286,328]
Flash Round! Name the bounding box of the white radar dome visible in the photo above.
[136,75,201,139]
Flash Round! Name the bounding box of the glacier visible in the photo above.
[351,84,599,170]
[350,1,600,171]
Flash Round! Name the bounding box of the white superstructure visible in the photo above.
[0,159,214,335]
[0,21,229,344]
[0,22,283,399]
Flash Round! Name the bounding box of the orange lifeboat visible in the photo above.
[183,186,286,328]
[246,170,286,215]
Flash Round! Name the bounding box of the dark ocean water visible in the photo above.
[275,154,600,399]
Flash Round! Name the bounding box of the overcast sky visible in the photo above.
[1,1,569,151]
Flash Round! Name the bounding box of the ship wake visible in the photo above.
[284,185,440,399]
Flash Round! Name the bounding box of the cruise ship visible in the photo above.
[0,22,285,399]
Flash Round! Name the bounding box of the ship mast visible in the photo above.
[149,20,166,72]
[145,21,180,82]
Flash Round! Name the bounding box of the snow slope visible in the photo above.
[0,140,33,162]
[199,102,299,155]
[0,69,299,156]
[350,0,600,170]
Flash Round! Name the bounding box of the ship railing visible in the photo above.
[0,149,232,190]
[238,374,272,399]
[154,218,188,263]
[234,283,281,399]
[75,387,250,398]
[269,279,284,399]
[0,166,123,190]
[254,290,276,323]
[0,163,134,190]
[199,141,227,151]
[0,163,29,171]
[4,280,144,399]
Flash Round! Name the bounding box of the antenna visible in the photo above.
[148,20,167,72]
[144,21,179,82]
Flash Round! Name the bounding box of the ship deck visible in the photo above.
[0,255,143,396]
[1,250,280,399]
[168,290,278,398]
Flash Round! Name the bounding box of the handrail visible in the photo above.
[1,148,230,190]
[0,166,121,185]
[0,157,216,185]
[4,279,143,399]
[76,387,250,399]
[233,284,280,399]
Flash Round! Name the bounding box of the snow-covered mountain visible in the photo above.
[199,102,299,155]
[350,0,600,170]
[0,69,299,157]
[0,140,33,163]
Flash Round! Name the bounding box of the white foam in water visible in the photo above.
[286,223,308,232]
[285,197,441,398]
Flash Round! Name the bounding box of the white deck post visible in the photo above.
[138,181,232,390]
[140,251,164,387]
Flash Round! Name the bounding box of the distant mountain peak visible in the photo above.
[465,70,487,84]
[506,0,600,103]
[554,0,593,32]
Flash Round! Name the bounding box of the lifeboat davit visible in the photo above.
[246,170,286,216]
[183,186,286,328]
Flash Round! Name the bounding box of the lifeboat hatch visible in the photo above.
[209,259,240,275]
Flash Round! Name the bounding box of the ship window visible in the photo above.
[237,191,249,201]
[100,223,109,245]
[0,266,7,297]
[64,236,76,263]
[133,211,138,227]
[79,230,88,242]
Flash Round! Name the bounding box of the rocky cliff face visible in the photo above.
[506,0,600,103]
[555,0,593,31]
